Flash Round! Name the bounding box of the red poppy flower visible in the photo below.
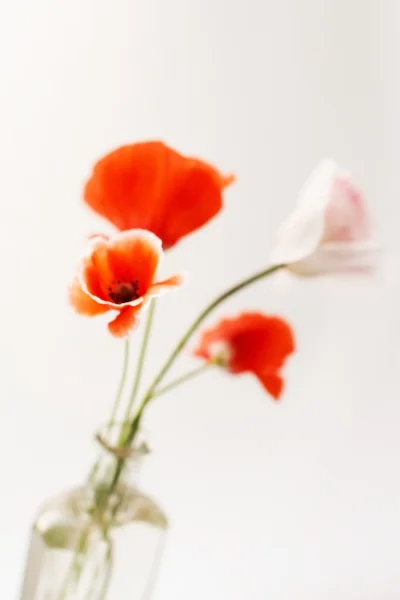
[69,229,183,337]
[194,313,295,399]
[84,141,234,249]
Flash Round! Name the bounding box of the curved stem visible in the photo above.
[88,339,130,485]
[151,363,214,399]
[108,338,130,427]
[134,263,285,421]
[108,263,285,495]
[123,300,156,423]
[121,263,284,448]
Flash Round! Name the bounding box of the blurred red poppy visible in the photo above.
[84,141,234,249]
[194,312,295,399]
[69,229,182,337]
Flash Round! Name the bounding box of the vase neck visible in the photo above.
[91,424,148,491]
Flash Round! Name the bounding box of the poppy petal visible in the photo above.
[70,228,182,336]
[107,229,162,296]
[257,372,283,400]
[290,241,381,276]
[69,277,110,316]
[226,314,294,373]
[323,175,371,243]
[160,160,233,249]
[194,312,294,400]
[108,305,141,338]
[79,230,163,306]
[84,142,167,233]
[91,245,115,291]
[84,141,234,248]
[147,274,184,297]
[269,160,336,266]
[88,233,109,242]
[220,174,236,189]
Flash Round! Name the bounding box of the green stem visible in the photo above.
[108,338,130,427]
[57,527,90,600]
[151,363,214,399]
[108,263,285,496]
[123,300,156,423]
[88,339,130,485]
[134,263,285,422]
[97,539,113,600]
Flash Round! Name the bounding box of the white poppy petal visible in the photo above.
[296,159,338,210]
[323,174,371,243]
[289,241,381,276]
[269,205,327,266]
[269,159,338,266]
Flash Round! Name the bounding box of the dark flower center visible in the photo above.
[108,280,140,304]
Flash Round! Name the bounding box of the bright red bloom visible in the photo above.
[194,313,295,399]
[84,141,235,249]
[69,229,183,337]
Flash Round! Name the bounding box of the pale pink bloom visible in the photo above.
[269,160,379,276]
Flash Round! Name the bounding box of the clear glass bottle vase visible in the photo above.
[20,426,168,600]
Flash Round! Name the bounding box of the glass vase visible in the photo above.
[20,426,168,600]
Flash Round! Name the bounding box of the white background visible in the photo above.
[1,0,400,598]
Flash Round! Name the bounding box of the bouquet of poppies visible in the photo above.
[21,141,378,600]
[71,142,376,402]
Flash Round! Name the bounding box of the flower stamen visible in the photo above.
[108,280,140,304]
